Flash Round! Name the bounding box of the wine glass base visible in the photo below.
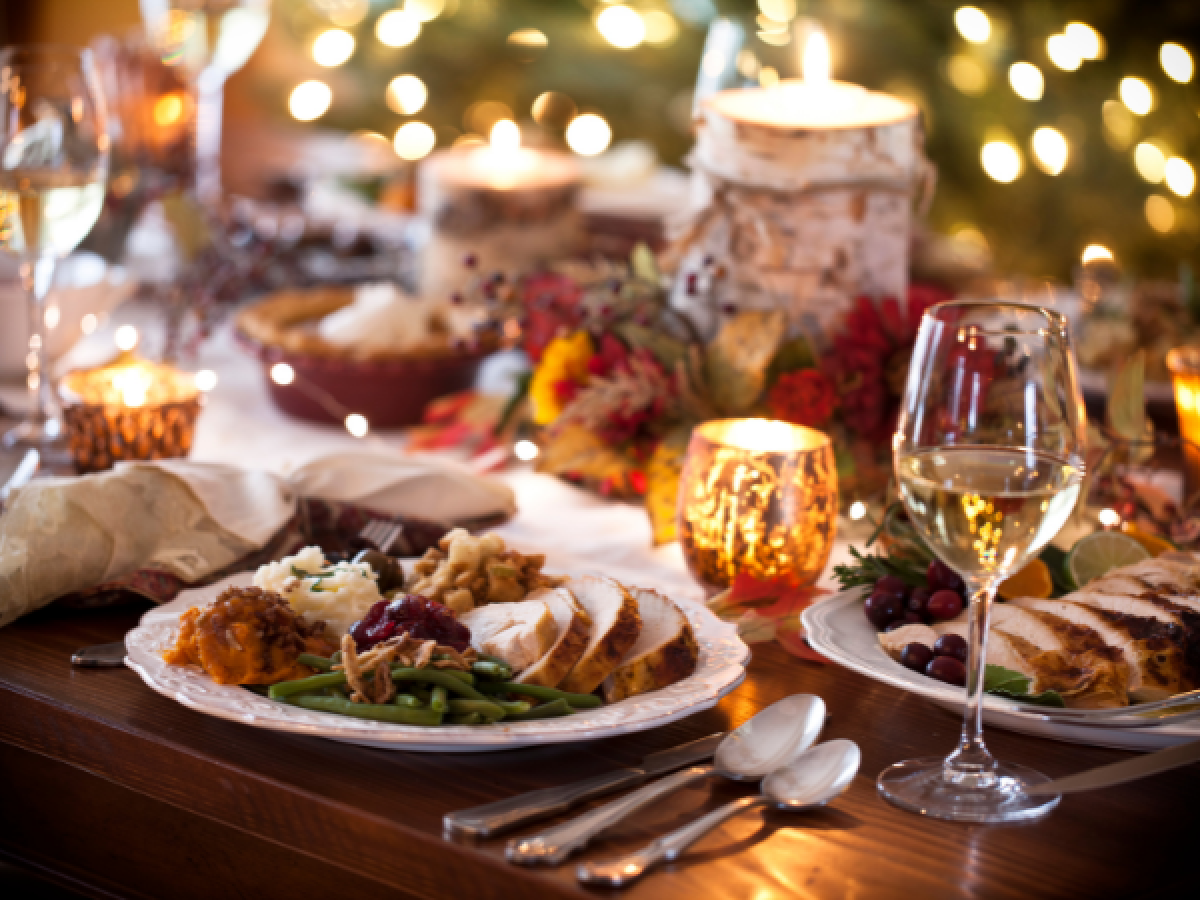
[877,757,1060,824]
[3,419,67,455]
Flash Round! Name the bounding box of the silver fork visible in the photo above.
[358,519,405,555]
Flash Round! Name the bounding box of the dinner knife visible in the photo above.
[443,732,725,837]
[1026,739,1200,795]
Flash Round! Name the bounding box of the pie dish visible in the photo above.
[125,572,750,753]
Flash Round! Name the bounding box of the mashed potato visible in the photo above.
[253,546,383,637]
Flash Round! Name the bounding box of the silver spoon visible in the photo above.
[578,738,861,887]
[507,693,826,866]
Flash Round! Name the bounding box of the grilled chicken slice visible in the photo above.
[460,598,558,674]
[560,575,643,695]
[1011,596,1182,701]
[602,588,698,703]
[515,586,592,689]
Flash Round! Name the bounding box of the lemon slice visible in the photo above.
[1067,531,1150,589]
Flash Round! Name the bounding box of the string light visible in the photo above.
[566,113,612,156]
[1145,195,1175,233]
[386,75,427,115]
[270,362,295,385]
[1120,77,1154,116]
[312,29,355,67]
[376,9,421,48]
[1134,142,1166,183]
[1046,34,1082,72]
[513,439,539,461]
[1082,244,1114,265]
[1161,43,1194,83]
[1009,62,1044,101]
[393,121,436,160]
[194,370,218,392]
[1064,23,1103,60]
[1032,127,1068,175]
[114,325,139,352]
[954,7,990,44]
[1165,157,1196,198]
[981,140,1022,182]
[289,81,332,121]
[345,413,369,438]
[596,6,646,49]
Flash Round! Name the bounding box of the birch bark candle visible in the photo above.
[670,32,927,342]
[417,122,582,302]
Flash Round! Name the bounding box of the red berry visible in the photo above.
[927,590,965,621]
[933,633,969,662]
[927,560,965,594]
[907,587,931,615]
[926,655,967,686]
[864,592,905,630]
[874,575,910,600]
[901,643,934,671]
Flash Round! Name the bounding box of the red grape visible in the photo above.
[906,587,931,616]
[933,633,969,662]
[926,655,967,686]
[874,575,910,600]
[926,590,965,621]
[864,592,905,630]
[901,643,934,671]
[926,560,965,595]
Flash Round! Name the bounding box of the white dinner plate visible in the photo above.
[125,573,750,753]
[801,587,1200,752]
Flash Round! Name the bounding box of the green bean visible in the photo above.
[441,669,475,685]
[268,671,347,700]
[286,694,444,726]
[394,693,424,708]
[505,698,574,720]
[496,700,531,715]
[471,660,512,680]
[476,681,603,709]
[430,685,449,714]
[478,653,510,667]
[298,652,333,672]
[410,685,432,704]
[448,712,484,725]
[388,667,491,702]
[447,698,506,721]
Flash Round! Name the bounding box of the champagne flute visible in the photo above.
[139,0,270,205]
[879,301,1086,823]
[0,46,110,450]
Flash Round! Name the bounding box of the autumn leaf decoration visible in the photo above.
[708,573,829,663]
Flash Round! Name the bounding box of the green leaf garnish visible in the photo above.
[984,664,1065,707]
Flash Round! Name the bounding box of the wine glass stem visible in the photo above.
[944,575,999,787]
[195,72,225,208]
[21,255,61,430]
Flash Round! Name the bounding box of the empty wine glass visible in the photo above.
[0,46,110,450]
[879,301,1087,823]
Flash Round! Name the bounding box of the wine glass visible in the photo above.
[139,0,270,205]
[880,301,1086,823]
[0,46,110,450]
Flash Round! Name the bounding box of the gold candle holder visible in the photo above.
[678,418,838,592]
[59,352,204,474]
[1168,347,1200,497]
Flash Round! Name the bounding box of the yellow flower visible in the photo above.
[530,331,593,425]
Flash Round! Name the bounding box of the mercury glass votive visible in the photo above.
[1168,347,1200,496]
[678,418,838,593]
[59,352,203,473]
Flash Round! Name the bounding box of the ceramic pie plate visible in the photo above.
[802,588,1200,752]
[125,573,750,753]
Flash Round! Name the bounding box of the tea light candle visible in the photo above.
[418,121,582,303]
[58,349,205,473]
[677,418,839,592]
[670,29,925,340]
[1168,347,1200,494]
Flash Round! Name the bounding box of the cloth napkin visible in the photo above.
[0,451,515,628]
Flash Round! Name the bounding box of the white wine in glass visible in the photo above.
[880,301,1087,823]
[0,47,110,451]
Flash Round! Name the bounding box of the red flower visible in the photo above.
[587,332,629,377]
[768,369,837,428]
[520,273,583,362]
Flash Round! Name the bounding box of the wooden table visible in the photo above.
[1,600,1197,900]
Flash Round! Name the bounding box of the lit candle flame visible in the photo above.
[490,119,521,153]
[802,30,831,84]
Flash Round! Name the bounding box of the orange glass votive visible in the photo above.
[1168,347,1200,494]
[59,352,203,473]
[677,418,839,593]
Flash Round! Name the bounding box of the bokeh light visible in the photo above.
[386,74,427,115]
[513,439,539,461]
[1064,23,1103,60]
[394,121,436,160]
[407,0,445,22]
[596,6,646,49]
[1120,77,1154,115]
[946,55,987,95]
[981,140,1022,182]
[566,113,612,156]
[376,9,421,47]
[312,29,355,67]
[759,0,796,21]
[153,92,187,126]
[1046,34,1082,72]
[194,370,218,392]
[80,313,98,335]
[642,11,679,46]
[270,363,295,385]
[1082,244,1114,265]
[954,7,990,44]
[508,29,548,48]
[1008,62,1044,101]
[1161,43,1194,83]
[114,325,139,352]
[289,80,332,121]
[490,119,520,151]
[1145,195,1175,233]
[848,500,867,521]
[345,414,369,438]
[1134,142,1167,183]
[1165,157,1196,197]
[1032,127,1068,175]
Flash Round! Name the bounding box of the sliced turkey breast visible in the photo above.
[878,624,939,661]
[515,586,592,689]
[560,575,642,695]
[602,588,698,703]
[459,598,557,674]
[932,620,1040,682]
